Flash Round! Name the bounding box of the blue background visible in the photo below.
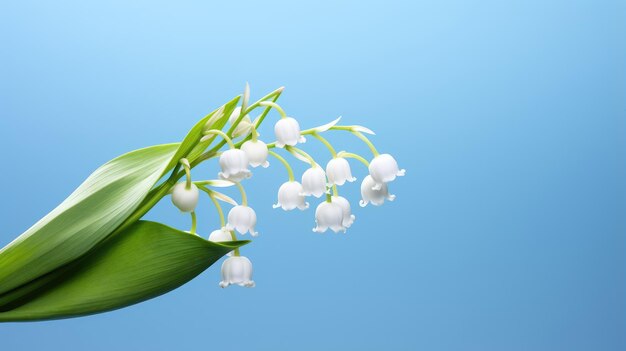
[0,1,624,350]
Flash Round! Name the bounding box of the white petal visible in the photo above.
[351,125,376,135]
[310,116,341,133]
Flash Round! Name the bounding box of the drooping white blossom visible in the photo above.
[368,153,405,190]
[273,181,309,211]
[274,117,306,148]
[220,256,255,288]
[301,167,328,198]
[241,139,269,168]
[360,175,396,207]
[326,157,356,186]
[332,195,356,228]
[312,201,346,233]
[208,227,234,256]
[227,205,258,236]
[171,182,199,212]
[218,149,252,182]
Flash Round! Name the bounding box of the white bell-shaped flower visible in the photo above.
[218,149,252,182]
[326,157,356,186]
[208,227,234,256]
[226,205,258,236]
[219,256,255,288]
[241,140,269,168]
[273,181,309,211]
[368,153,406,190]
[360,175,396,207]
[332,195,356,228]
[170,182,199,212]
[301,167,328,198]
[274,117,306,148]
[312,201,346,233]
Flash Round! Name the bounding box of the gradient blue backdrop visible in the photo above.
[0,1,624,350]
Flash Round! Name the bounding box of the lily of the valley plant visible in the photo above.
[0,85,404,321]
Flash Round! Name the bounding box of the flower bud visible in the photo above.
[218,149,252,182]
[241,140,269,168]
[171,182,199,212]
[220,256,255,288]
[301,167,327,198]
[368,153,405,190]
[226,205,258,236]
[332,195,355,228]
[208,227,234,256]
[274,117,306,148]
[312,201,346,233]
[360,175,396,207]
[273,181,309,211]
[326,157,356,186]
[229,106,243,124]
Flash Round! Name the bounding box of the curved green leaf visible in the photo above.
[0,221,246,322]
[0,144,180,295]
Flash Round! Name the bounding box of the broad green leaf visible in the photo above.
[0,221,247,322]
[0,143,180,295]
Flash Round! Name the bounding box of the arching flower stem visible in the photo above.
[235,182,248,206]
[180,158,192,189]
[268,150,295,182]
[337,151,371,168]
[200,185,240,256]
[310,132,337,158]
[251,125,259,142]
[259,101,287,119]
[202,130,235,149]
[351,131,379,157]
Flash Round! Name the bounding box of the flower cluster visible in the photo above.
[168,85,405,289]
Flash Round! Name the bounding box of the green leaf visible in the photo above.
[169,95,240,168]
[0,221,247,322]
[0,143,180,295]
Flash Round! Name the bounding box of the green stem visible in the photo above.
[206,189,226,227]
[180,158,192,189]
[311,132,337,158]
[338,151,370,168]
[251,126,259,142]
[201,186,239,256]
[203,130,235,149]
[325,193,332,203]
[259,101,287,119]
[352,131,379,156]
[190,211,197,234]
[268,150,295,181]
[230,230,241,256]
[332,184,338,196]
[235,182,248,206]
